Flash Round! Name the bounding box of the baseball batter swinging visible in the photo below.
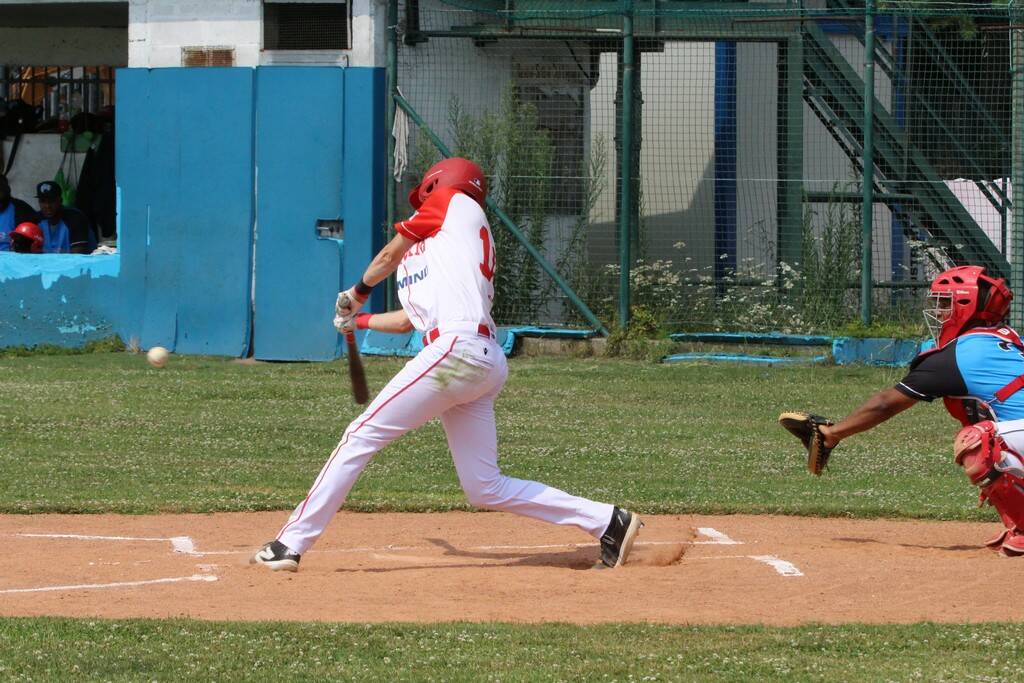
[781,265,1024,555]
[252,157,641,571]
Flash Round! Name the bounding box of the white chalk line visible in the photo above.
[0,574,217,595]
[687,554,805,577]
[695,527,742,545]
[17,533,196,555]
[14,527,742,558]
[11,527,802,577]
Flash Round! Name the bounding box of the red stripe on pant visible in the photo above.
[277,336,460,542]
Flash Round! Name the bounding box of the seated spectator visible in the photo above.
[10,222,42,253]
[0,174,40,251]
[36,181,95,254]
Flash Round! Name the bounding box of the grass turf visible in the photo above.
[0,617,1018,682]
[0,352,976,520]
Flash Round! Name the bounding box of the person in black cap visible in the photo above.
[0,174,39,252]
[36,181,95,254]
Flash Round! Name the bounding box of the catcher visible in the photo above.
[781,265,1024,556]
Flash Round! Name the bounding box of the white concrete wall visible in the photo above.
[127,0,385,68]
[0,28,127,66]
[588,43,717,266]
[128,0,262,67]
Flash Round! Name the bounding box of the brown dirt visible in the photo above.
[1,511,1022,625]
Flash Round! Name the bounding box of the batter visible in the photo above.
[252,157,641,572]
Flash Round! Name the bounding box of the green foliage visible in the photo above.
[7,618,1024,681]
[0,335,125,358]
[794,192,863,330]
[603,306,674,360]
[837,320,927,340]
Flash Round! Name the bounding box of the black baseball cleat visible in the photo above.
[250,540,301,572]
[599,507,643,568]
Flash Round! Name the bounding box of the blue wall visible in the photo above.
[118,68,255,356]
[0,66,385,359]
[253,67,384,361]
[0,254,121,347]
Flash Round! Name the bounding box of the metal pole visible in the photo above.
[394,94,609,336]
[385,0,399,310]
[618,0,635,330]
[861,0,876,326]
[1012,1,1024,326]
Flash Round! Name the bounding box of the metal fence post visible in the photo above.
[861,0,876,326]
[1013,2,1024,327]
[618,0,635,330]
[385,0,399,310]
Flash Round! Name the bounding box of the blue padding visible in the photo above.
[832,337,927,367]
[359,330,418,357]
[117,68,254,356]
[662,353,828,365]
[498,328,515,355]
[505,326,597,339]
[359,327,519,358]
[254,67,346,361]
[669,332,833,345]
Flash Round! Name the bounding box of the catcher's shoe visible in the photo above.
[250,540,301,572]
[984,528,1010,552]
[599,507,643,568]
[1000,529,1024,557]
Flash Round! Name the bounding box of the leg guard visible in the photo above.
[955,422,1024,534]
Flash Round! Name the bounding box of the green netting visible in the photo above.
[393,1,1019,334]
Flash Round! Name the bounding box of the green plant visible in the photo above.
[795,191,863,329]
[837,320,927,339]
[0,335,125,358]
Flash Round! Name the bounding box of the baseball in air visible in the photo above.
[146,346,170,368]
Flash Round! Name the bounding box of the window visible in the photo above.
[1,66,115,132]
[263,1,351,51]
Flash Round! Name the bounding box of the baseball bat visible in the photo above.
[345,330,370,405]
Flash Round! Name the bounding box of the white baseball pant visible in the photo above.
[277,330,615,555]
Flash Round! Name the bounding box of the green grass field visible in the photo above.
[0,618,1021,681]
[0,353,973,518]
[0,351,1012,681]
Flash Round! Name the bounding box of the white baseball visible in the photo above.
[146,346,170,369]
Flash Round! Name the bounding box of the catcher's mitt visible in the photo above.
[778,412,835,476]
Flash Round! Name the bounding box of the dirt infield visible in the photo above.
[1,511,1021,625]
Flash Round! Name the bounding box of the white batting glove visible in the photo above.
[335,287,367,318]
[333,314,356,334]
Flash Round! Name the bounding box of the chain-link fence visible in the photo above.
[390,0,1018,335]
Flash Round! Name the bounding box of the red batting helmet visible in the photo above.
[10,221,43,254]
[408,157,486,210]
[924,265,1012,346]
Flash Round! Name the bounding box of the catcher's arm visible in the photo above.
[823,387,918,447]
[780,388,919,475]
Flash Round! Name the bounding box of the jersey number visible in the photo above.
[479,227,496,281]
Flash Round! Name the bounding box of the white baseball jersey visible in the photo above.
[393,187,496,334]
